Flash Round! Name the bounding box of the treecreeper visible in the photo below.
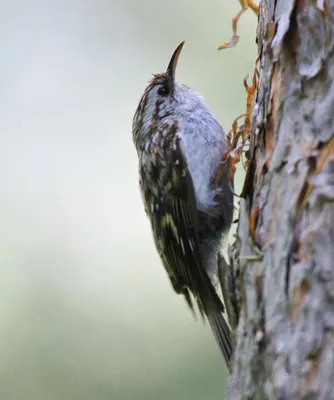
[132,41,234,369]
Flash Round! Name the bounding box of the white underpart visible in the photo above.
[174,84,226,215]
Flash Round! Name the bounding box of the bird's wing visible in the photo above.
[141,131,217,312]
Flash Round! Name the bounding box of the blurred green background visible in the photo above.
[1,1,256,399]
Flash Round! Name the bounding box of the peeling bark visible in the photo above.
[226,1,334,398]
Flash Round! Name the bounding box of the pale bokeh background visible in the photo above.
[0,1,257,399]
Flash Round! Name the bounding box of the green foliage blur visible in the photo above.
[1,0,256,399]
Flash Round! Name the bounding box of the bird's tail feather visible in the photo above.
[207,311,232,369]
[191,265,233,368]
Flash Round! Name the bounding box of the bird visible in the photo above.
[132,41,234,368]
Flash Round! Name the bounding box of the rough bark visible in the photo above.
[226,1,334,399]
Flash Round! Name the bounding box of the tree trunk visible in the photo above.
[226,1,334,398]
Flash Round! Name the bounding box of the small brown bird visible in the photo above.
[132,41,234,367]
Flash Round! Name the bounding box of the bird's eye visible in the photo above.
[158,84,169,96]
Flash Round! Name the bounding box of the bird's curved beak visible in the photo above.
[166,41,185,81]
